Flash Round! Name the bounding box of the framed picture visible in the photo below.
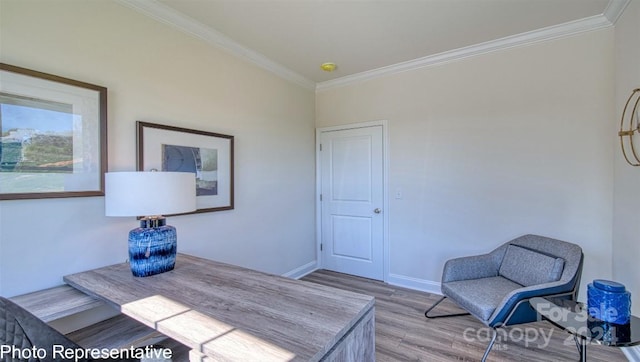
[137,121,234,214]
[0,63,107,200]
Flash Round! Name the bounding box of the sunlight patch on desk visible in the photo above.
[122,295,191,328]
[122,295,295,361]
[202,328,296,361]
[157,309,235,346]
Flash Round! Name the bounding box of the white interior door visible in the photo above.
[320,125,384,280]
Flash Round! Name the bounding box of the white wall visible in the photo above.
[0,0,316,297]
[2,0,631,314]
[317,29,615,298]
[613,0,640,316]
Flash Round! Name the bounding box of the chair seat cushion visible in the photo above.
[442,276,522,322]
[499,244,565,287]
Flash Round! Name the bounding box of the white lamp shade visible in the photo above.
[105,172,196,216]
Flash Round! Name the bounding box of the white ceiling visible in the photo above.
[120,0,627,90]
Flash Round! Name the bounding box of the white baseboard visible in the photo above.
[622,346,640,362]
[284,261,442,296]
[282,260,318,279]
[387,273,441,295]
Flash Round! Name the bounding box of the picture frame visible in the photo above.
[137,121,234,214]
[0,63,107,200]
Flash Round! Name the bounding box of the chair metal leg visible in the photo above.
[574,335,587,362]
[481,328,498,362]
[424,296,471,319]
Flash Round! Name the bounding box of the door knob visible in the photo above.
[374,208,382,214]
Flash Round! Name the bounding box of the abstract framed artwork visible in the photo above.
[136,121,234,214]
[0,63,107,200]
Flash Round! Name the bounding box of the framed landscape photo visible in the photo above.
[0,63,107,200]
[137,121,234,214]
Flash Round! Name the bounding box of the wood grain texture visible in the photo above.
[64,254,374,362]
[66,314,162,349]
[303,269,627,362]
[9,285,104,322]
[322,307,375,361]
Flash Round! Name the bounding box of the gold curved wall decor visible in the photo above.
[618,88,640,166]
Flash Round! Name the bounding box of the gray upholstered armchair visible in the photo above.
[425,234,584,361]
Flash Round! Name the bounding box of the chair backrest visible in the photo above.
[1,296,82,361]
[486,234,584,327]
[507,234,583,293]
[1,297,35,355]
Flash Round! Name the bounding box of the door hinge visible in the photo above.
[319,144,322,151]
[320,243,323,251]
[320,194,323,201]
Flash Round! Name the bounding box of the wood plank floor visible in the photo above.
[302,270,629,362]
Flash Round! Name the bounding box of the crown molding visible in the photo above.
[115,0,316,91]
[116,0,628,94]
[317,0,628,92]
[604,0,631,24]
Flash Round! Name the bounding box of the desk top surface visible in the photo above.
[64,253,374,361]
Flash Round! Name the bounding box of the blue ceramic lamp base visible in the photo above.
[128,218,177,277]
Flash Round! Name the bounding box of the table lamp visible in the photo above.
[105,171,196,277]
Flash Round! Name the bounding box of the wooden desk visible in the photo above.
[64,254,375,361]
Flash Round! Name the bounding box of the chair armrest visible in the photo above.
[442,253,501,283]
[487,280,576,327]
[507,281,577,303]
